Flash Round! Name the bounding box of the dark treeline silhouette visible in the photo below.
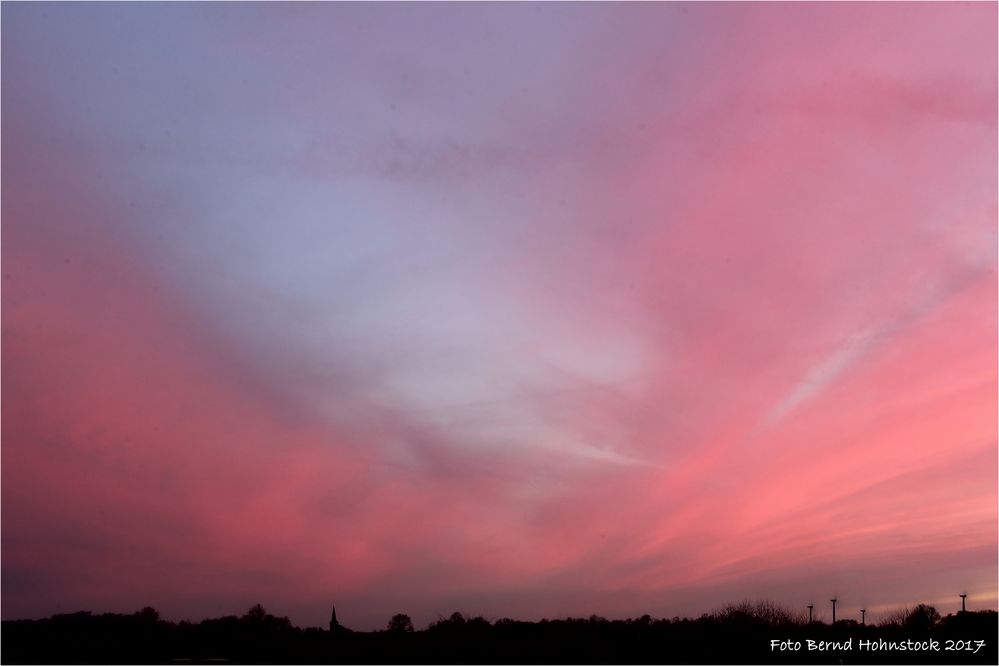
[2,600,996,664]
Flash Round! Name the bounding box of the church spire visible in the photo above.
[329,604,340,633]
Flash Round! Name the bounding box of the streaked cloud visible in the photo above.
[2,1,995,629]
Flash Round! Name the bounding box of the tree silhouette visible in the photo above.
[387,614,414,633]
[2,601,996,664]
[137,607,160,622]
[244,604,267,622]
[904,604,941,633]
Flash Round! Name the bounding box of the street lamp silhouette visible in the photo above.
[830,599,837,624]
[860,609,866,625]
[807,605,813,623]
[960,594,967,612]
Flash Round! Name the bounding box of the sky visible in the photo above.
[2,2,996,630]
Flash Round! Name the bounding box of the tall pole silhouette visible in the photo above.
[830,599,837,624]
[860,609,866,625]
[960,594,967,612]
[807,605,813,623]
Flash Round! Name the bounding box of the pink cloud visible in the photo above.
[3,1,995,629]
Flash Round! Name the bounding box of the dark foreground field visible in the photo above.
[2,603,996,664]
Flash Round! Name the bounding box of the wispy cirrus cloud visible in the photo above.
[2,1,995,629]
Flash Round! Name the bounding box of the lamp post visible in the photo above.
[807,605,813,623]
[960,594,967,612]
[830,599,837,624]
[860,609,866,625]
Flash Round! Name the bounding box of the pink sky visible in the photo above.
[2,2,996,629]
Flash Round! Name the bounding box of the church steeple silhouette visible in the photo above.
[329,604,340,633]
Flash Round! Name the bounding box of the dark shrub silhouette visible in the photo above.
[711,599,805,628]
[879,606,913,627]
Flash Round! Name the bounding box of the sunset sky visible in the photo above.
[2,2,996,630]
